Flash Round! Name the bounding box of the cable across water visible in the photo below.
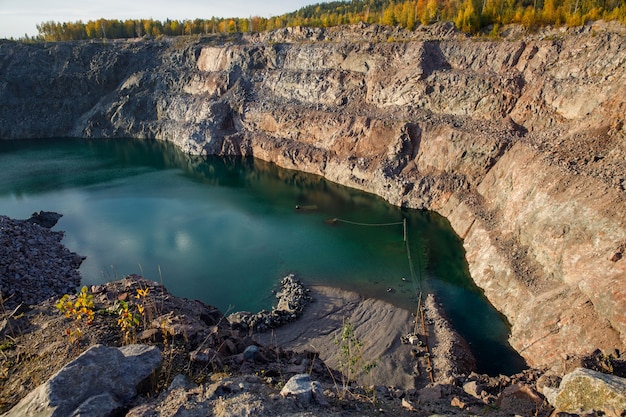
[329,217,424,296]
[328,218,404,227]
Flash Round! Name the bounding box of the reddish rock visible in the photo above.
[495,383,544,416]
[450,396,468,410]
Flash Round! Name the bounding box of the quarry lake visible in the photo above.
[0,137,525,374]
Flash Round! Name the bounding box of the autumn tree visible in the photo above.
[32,0,626,41]
[455,0,481,32]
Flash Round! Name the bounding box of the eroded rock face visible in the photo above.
[444,141,625,365]
[1,22,624,368]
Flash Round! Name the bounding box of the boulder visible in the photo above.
[26,211,63,229]
[402,397,418,411]
[68,393,124,417]
[462,380,484,399]
[311,380,329,407]
[279,373,328,406]
[542,367,626,414]
[418,384,444,402]
[243,345,260,360]
[495,383,544,416]
[190,347,223,369]
[3,344,162,417]
[280,374,314,403]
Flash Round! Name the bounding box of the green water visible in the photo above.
[0,138,525,375]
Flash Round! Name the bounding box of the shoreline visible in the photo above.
[252,284,477,389]
[0,211,507,388]
[3,211,624,415]
[0,210,484,390]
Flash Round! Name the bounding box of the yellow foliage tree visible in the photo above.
[30,0,626,41]
[426,0,441,23]
[455,0,481,32]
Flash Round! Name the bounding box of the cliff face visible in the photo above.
[1,22,624,368]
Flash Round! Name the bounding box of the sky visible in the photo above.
[0,0,330,39]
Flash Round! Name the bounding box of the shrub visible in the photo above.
[115,299,141,344]
[55,286,95,344]
[333,319,376,395]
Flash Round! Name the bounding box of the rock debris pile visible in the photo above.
[0,212,84,309]
[227,274,312,332]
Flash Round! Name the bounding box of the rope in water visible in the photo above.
[329,217,423,296]
[329,218,404,227]
[404,226,422,296]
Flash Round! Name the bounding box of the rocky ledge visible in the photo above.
[3,278,626,416]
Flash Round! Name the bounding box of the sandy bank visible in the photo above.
[253,285,476,389]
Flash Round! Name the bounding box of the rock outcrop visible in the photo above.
[2,344,162,417]
[541,367,626,414]
[1,21,625,368]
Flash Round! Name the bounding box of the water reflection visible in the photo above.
[0,137,525,374]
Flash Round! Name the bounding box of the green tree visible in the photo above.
[455,0,481,32]
[333,319,377,393]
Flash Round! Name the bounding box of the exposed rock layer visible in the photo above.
[1,22,625,368]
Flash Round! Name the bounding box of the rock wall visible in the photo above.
[1,22,624,368]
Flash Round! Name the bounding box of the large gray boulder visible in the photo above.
[280,374,314,403]
[280,373,329,406]
[3,344,162,417]
[542,367,626,414]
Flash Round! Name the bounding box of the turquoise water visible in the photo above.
[0,138,525,374]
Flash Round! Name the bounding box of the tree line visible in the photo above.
[31,0,626,41]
